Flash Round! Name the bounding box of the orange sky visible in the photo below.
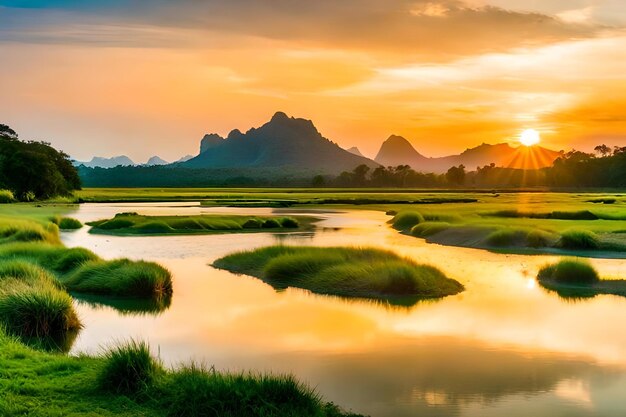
[0,1,625,161]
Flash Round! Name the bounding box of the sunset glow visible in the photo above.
[0,1,625,160]
[520,129,541,147]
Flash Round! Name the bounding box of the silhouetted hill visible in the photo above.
[76,155,135,168]
[144,156,168,166]
[174,154,194,163]
[184,112,378,174]
[200,133,225,153]
[347,146,365,157]
[375,136,561,173]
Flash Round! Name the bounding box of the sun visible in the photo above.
[519,129,540,147]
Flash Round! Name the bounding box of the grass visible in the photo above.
[538,259,599,284]
[558,230,600,250]
[64,259,173,298]
[410,222,453,237]
[536,258,626,299]
[87,213,306,235]
[390,211,424,230]
[0,332,362,417]
[214,246,463,303]
[98,340,162,394]
[56,217,83,230]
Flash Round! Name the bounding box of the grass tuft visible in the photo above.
[537,259,599,284]
[391,211,424,230]
[410,222,451,237]
[262,219,281,229]
[98,340,162,394]
[57,218,83,230]
[0,190,16,204]
[559,229,600,249]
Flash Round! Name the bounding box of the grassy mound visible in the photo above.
[99,340,163,394]
[410,222,452,237]
[57,217,83,230]
[64,259,173,299]
[214,246,463,302]
[390,211,424,230]
[88,214,305,235]
[538,259,599,285]
[0,279,81,339]
[558,230,600,249]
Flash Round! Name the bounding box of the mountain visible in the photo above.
[374,136,562,173]
[75,155,135,168]
[144,156,169,166]
[184,112,378,174]
[200,133,225,154]
[375,135,429,168]
[347,146,365,157]
[174,154,195,163]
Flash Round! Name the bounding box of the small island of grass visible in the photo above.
[537,258,626,298]
[87,213,305,235]
[214,246,464,304]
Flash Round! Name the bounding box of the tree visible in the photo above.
[0,124,81,200]
[311,175,325,187]
[594,144,612,157]
[446,165,466,186]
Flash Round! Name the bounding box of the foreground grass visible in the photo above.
[214,246,463,304]
[0,333,361,417]
[537,259,626,298]
[87,213,304,235]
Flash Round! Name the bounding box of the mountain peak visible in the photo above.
[145,156,168,166]
[200,133,225,153]
[270,111,290,122]
[347,147,364,157]
[375,135,427,167]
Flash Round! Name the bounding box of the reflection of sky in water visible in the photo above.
[61,203,626,417]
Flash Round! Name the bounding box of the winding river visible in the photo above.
[61,202,626,417]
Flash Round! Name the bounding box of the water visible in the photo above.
[61,202,626,417]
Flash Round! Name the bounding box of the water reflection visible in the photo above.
[60,202,626,416]
[72,293,172,316]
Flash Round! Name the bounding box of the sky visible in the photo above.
[0,0,625,162]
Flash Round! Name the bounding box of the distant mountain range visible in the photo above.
[77,112,563,175]
[374,135,562,173]
[183,112,377,174]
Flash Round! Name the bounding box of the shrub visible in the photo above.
[262,219,281,229]
[242,218,262,229]
[537,259,599,284]
[559,230,600,249]
[98,340,162,394]
[0,189,15,204]
[279,217,299,228]
[0,281,81,338]
[410,222,451,237]
[391,211,424,230]
[64,259,173,298]
[58,217,83,230]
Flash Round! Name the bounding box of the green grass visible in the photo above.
[390,211,424,230]
[558,230,600,250]
[214,246,463,304]
[538,259,599,284]
[98,340,163,394]
[87,214,305,236]
[410,222,453,237]
[536,258,626,299]
[57,217,83,230]
[0,332,362,417]
[64,259,173,299]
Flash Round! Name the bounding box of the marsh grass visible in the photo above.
[410,222,452,237]
[485,229,527,247]
[390,211,424,230]
[0,280,81,339]
[64,259,173,299]
[57,217,83,230]
[558,230,600,249]
[214,246,463,302]
[88,214,304,235]
[98,340,163,394]
[538,259,599,284]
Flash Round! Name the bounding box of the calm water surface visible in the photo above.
[61,202,626,417]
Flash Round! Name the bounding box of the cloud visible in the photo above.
[0,0,604,59]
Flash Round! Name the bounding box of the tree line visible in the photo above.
[0,124,81,200]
